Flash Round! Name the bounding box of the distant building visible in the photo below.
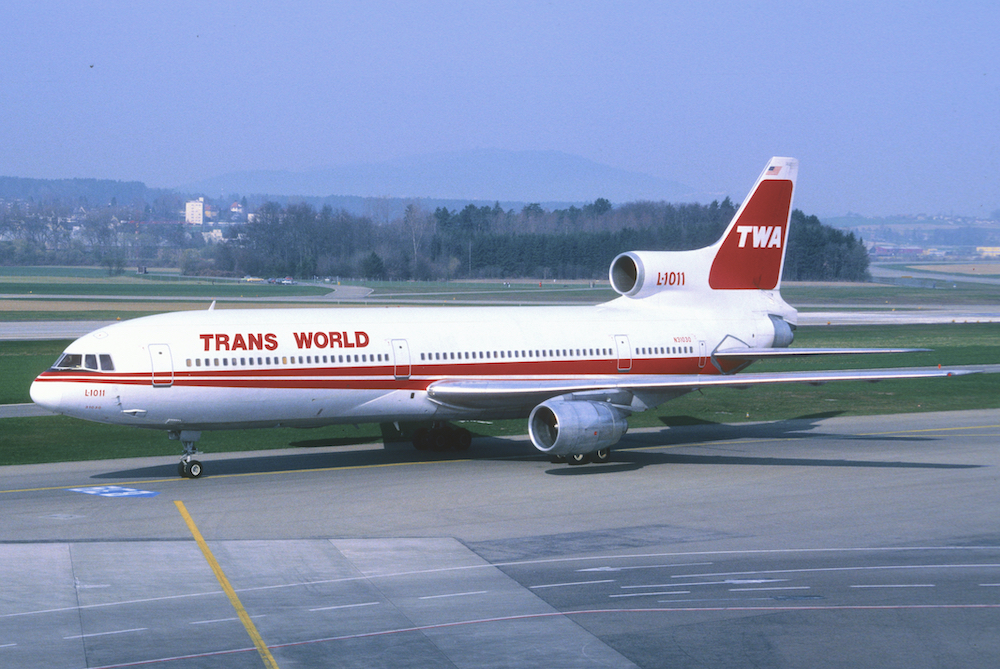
[185,197,205,225]
[977,247,1000,257]
[202,229,224,244]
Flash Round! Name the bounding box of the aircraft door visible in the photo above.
[614,335,632,372]
[698,340,707,369]
[392,339,411,379]
[149,344,173,387]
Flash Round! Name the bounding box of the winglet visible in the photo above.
[708,157,798,290]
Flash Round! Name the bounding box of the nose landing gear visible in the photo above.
[169,430,203,478]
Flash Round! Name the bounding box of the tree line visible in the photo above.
[211,199,869,282]
[0,196,870,281]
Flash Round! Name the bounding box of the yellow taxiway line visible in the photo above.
[174,500,280,669]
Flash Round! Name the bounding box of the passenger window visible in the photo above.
[186,359,192,367]
[195,359,201,367]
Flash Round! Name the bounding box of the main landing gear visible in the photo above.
[551,448,612,466]
[169,430,204,478]
[412,423,473,452]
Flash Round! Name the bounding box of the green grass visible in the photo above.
[782,282,1000,307]
[0,340,71,404]
[0,417,384,466]
[0,278,329,298]
[0,310,170,322]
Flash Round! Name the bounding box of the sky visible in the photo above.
[2,0,998,217]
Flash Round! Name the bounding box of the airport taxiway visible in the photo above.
[2,409,1000,668]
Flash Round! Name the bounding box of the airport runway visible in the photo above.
[2,409,1000,668]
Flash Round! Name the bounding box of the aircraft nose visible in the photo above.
[30,377,63,413]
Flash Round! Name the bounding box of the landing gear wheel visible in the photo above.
[412,428,431,450]
[172,430,203,479]
[567,453,590,466]
[550,455,567,464]
[414,424,474,452]
[591,448,611,464]
[178,458,204,478]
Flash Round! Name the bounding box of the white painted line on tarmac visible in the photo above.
[578,562,713,572]
[850,584,936,589]
[623,579,788,588]
[190,615,268,625]
[671,563,1000,579]
[0,643,16,648]
[310,602,380,612]
[530,579,615,589]
[64,627,147,640]
[609,591,692,598]
[419,590,489,600]
[729,586,811,592]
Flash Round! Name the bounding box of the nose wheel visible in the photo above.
[178,457,203,478]
[170,430,204,478]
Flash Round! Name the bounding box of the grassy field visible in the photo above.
[782,281,1000,307]
[2,323,998,466]
[0,277,329,298]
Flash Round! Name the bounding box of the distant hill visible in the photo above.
[0,176,169,207]
[180,149,709,204]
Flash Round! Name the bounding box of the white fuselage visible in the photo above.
[29,289,793,432]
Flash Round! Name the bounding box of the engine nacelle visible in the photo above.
[528,399,628,456]
[609,250,702,299]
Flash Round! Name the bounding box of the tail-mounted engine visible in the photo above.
[528,399,629,456]
[609,250,705,299]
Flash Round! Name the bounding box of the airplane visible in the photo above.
[29,157,967,478]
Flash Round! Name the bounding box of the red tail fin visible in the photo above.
[708,157,798,290]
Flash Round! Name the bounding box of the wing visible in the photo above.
[426,367,974,411]
[713,347,931,360]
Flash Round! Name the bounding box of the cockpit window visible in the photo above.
[51,353,115,371]
[52,353,84,370]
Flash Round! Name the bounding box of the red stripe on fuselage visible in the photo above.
[32,355,736,390]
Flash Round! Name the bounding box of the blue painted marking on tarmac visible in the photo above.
[69,486,160,498]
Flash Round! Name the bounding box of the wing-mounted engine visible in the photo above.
[527,399,628,456]
[609,250,709,299]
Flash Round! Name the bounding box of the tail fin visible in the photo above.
[708,157,797,290]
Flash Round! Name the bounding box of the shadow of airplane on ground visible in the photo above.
[91,411,977,481]
[547,411,978,475]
